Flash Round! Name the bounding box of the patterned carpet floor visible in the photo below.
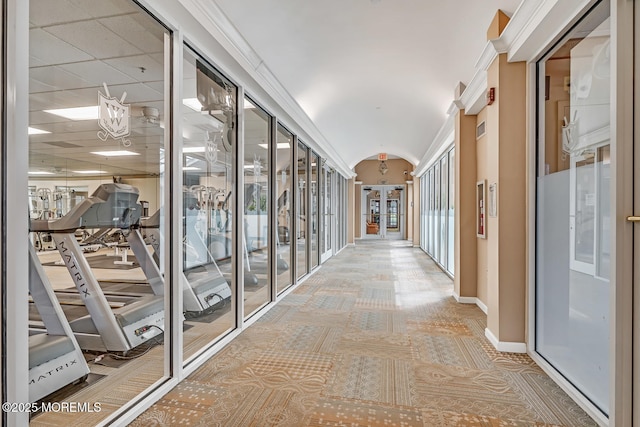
[132,240,597,426]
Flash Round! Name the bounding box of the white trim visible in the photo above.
[528,351,608,427]
[179,0,354,178]
[414,115,455,177]
[452,293,488,314]
[460,69,489,115]
[484,328,527,353]
[476,298,488,315]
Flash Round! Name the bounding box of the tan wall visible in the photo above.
[354,159,413,185]
[475,107,489,306]
[479,53,527,344]
[496,55,527,343]
[454,110,478,299]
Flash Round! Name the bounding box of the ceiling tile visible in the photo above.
[44,20,143,60]
[30,28,93,66]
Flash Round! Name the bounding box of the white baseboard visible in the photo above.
[475,299,488,314]
[485,328,527,353]
[452,292,488,314]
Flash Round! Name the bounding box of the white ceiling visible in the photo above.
[213,0,523,169]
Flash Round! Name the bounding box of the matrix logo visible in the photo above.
[98,82,131,146]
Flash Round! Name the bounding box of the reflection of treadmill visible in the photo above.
[244,184,288,274]
[30,183,164,353]
[29,242,90,401]
[141,207,233,317]
[184,202,235,315]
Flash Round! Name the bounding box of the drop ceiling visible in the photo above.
[27,0,524,180]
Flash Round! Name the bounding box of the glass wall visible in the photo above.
[296,142,308,279]
[243,98,272,318]
[447,150,455,273]
[181,47,237,361]
[276,124,293,293]
[11,0,347,423]
[321,165,333,261]
[420,146,454,275]
[311,152,320,269]
[535,0,610,415]
[27,1,169,422]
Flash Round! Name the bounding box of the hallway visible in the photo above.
[132,240,596,426]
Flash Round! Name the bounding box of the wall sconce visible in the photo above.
[378,160,388,175]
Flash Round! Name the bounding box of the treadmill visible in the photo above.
[141,206,233,317]
[29,242,90,402]
[30,183,164,353]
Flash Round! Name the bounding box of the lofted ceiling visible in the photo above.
[213,0,523,169]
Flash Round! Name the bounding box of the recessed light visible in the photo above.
[91,150,140,157]
[28,127,51,135]
[258,143,290,149]
[44,106,99,120]
[73,170,106,174]
[28,171,55,175]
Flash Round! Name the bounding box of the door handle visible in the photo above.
[627,216,640,222]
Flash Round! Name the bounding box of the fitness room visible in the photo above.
[1,0,350,425]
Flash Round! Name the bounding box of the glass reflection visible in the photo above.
[311,152,319,269]
[276,125,293,293]
[182,47,236,360]
[296,142,308,279]
[535,1,610,414]
[27,0,168,423]
[243,98,272,318]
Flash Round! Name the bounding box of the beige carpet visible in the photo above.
[132,240,597,426]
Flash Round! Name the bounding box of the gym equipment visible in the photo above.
[29,242,90,402]
[31,183,164,353]
[140,206,234,317]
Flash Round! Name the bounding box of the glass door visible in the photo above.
[361,185,404,239]
[535,1,612,418]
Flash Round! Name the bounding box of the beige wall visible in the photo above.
[495,55,527,343]
[475,107,489,306]
[454,110,478,299]
[479,53,527,344]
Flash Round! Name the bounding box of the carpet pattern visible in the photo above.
[132,240,597,426]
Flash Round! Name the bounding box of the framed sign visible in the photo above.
[477,180,486,238]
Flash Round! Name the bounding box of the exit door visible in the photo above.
[362,185,404,239]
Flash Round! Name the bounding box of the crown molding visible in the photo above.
[179,0,354,178]
[453,0,595,117]
[504,0,595,62]
[414,114,455,177]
